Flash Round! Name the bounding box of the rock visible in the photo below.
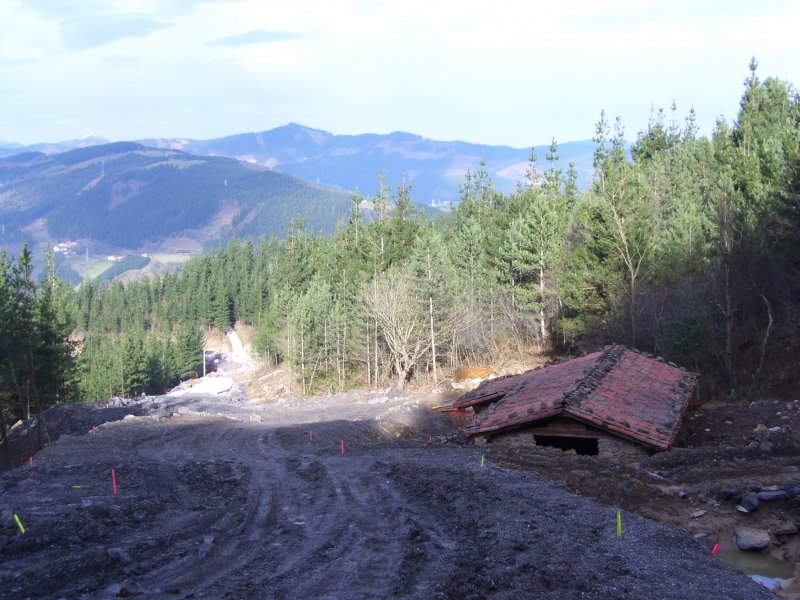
[717,488,739,501]
[740,492,760,511]
[757,490,787,502]
[691,509,707,518]
[760,440,774,452]
[698,494,718,507]
[751,424,770,442]
[734,526,771,550]
[105,584,122,596]
[107,547,133,564]
[772,522,799,536]
[117,579,143,597]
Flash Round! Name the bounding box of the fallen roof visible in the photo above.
[453,345,697,450]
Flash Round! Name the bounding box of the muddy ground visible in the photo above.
[0,383,788,600]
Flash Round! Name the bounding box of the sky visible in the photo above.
[0,0,798,148]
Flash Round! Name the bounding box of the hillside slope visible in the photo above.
[139,123,596,203]
[0,142,351,252]
[2,124,596,206]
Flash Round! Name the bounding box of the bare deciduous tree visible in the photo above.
[361,268,429,390]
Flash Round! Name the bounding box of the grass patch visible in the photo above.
[63,256,112,279]
[149,253,194,265]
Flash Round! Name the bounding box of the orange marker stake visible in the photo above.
[92,425,96,435]
[308,430,314,442]
[711,543,720,555]
[111,468,118,496]
[28,456,33,468]
[340,440,345,454]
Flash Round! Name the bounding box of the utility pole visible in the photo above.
[202,348,206,378]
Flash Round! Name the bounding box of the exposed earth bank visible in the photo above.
[0,384,785,600]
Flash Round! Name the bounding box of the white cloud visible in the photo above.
[0,0,798,145]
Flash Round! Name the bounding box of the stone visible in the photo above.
[735,526,771,550]
[698,494,718,506]
[691,509,707,518]
[760,440,774,452]
[117,579,143,597]
[772,522,799,536]
[107,547,133,564]
[740,492,760,511]
[757,490,787,502]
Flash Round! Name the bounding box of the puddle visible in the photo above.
[718,549,794,588]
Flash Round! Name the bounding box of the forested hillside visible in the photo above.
[0,142,351,250]
[139,123,596,202]
[1,62,798,443]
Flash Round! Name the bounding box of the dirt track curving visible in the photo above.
[0,394,775,600]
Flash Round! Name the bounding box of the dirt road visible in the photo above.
[0,395,774,599]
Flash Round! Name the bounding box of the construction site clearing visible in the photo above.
[1,377,799,599]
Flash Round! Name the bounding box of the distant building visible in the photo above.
[53,241,79,254]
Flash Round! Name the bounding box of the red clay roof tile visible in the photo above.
[458,346,697,450]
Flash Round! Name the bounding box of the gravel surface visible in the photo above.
[0,391,776,599]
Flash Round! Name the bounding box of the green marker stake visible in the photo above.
[616,511,622,537]
[480,455,485,467]
[13,514,25,534]
[70,485,88,489]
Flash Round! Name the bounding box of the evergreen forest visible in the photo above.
[1,62,798,448]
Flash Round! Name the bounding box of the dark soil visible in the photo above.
[0,391,781,599]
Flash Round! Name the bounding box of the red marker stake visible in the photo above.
[340,440,345,454]
[711,543,720,556]
[348,420,352,428]
[111,468,118,496]
[28,456,33,468]
[92,426,96,435]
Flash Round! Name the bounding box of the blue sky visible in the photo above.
[0,0,797,147]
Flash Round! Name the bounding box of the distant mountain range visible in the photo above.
[0,124,596,204]
[0,142,350,255]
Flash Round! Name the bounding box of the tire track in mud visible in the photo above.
[142,421,462,599]
[2,411,778,600]
[130,423,281,595]
[248,433,461,599]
